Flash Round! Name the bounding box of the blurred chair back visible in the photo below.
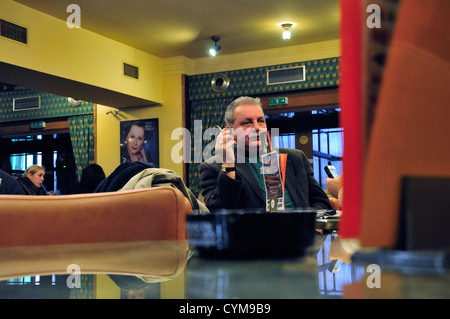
[360,0,450,248]
[0,187,189,281]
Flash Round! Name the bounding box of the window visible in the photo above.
[10,135,43,176]
[271,132,295,149]
[312,128,343,189]
[316,234,365,295]
[6,275,45,286]
[5,133,76,194]
[271,127,343,189]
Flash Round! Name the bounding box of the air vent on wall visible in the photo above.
[0,19,28,44]
[13,96,40,111]
[123,63,139,79]
[267,66,305,85]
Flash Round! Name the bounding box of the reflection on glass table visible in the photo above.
[316,233,365,296]
[1,233,448,299]
[184,233,364,299]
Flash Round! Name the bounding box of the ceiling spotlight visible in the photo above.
[209,36,221,56]
[281,23,293,40]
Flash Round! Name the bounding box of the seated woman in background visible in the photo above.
[17,165,48,195]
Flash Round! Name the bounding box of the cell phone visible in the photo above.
[324,165,340,179]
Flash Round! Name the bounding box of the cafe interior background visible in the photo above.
[0,0,448,299]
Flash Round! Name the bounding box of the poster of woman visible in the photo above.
[120,119,159,167]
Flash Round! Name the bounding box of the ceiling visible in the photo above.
[14,0,340,59]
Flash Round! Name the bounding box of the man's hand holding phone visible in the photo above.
[325,165,340,179]
[216,126,236,174]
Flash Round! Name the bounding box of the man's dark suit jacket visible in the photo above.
[198,147,332,210]
[0,169,25,195]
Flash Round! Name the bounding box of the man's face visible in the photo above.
[232,104,267,151]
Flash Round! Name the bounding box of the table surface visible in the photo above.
[0,233,448,299]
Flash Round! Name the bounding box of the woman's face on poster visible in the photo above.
[125,124,145,154]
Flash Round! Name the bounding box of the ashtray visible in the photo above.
[186,209,317,259]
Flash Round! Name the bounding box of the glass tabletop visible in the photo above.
[0,233,448,299]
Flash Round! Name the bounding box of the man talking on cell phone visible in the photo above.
[198,96,332,211]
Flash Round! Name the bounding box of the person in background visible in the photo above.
[199,96,332,211]
[0,169,25,195]
[71,163,106,194]
[326,174,343,209]
[17,165,48,195]
[121,121,154,165]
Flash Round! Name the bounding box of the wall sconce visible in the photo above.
[281,23,293,40]
[209,36,221,56]
[67,97,82,107]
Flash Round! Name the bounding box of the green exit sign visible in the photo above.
[268,97,288,106]
[30,121,46,129]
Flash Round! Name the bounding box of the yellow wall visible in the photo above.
[0,0,162,104]
[96,58,188,177]
[95,275,120,299]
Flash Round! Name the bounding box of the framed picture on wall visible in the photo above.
[120,118,159,167]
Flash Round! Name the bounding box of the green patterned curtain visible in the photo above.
[68,114,95,176]
[69,275,95,299]
[188,98,233,196]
